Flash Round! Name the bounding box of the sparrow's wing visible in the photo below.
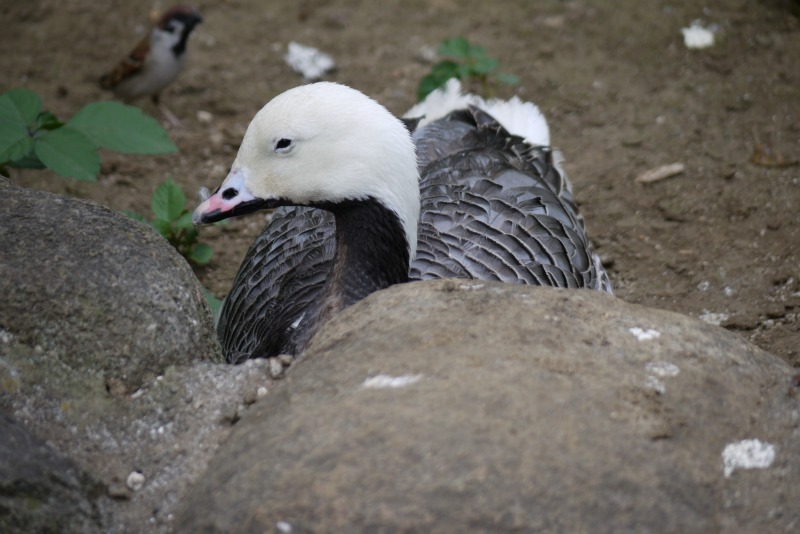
[99,34,150,89]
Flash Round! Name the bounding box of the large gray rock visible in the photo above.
[3,324,275,533]
[0,178,221,390]
[0,410,103,533]
[179,280,800,533]
[0,180,239,533]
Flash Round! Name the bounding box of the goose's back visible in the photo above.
[411,107,610,291]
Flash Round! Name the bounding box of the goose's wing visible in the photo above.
[410,107,612,292]
[217,207,334,362]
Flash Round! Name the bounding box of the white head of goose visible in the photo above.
[194,81,612,363]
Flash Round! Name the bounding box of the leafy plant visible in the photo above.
[417,36,519,101]
[0,88,176,181]
[126,178,213,266]
[127,179,223,319]
[202,287,223,321]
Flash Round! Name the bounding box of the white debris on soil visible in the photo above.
[284,41,335,80]
[362,374,423,389]
[723,286,735,297]
[699,311,730,326]
[276,521,293,533]
[697,280,711,292]
[722,439,776,478]
[681,21,717,49]
[644,375,666,395]
[634,162,685,183]
[628,327,661,341]
[644,361,680,395]
[645,361,680,377]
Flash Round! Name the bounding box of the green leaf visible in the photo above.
[456,64,473,79]
[0,95,34,163]
[202,286,223,320]
[36,111,63,131]
[68,101,177,155]
[417,62,459,101]
[151,218,171,237]
[183,226,199,244]
[430,60,459,78]
[495,72,520,85]
[33,127,99,181]
[175,211,195,230]
[472,56,499,74]
[417,74,444,101]
[467,43,487,59]
[7,151,44,169]
[420,37,519,101]
[151,178,186,221]
[122,210,149,223]
[189,243,213,265]
[438,36,470,58]
[3,88,41,126]
[1,136,34,165]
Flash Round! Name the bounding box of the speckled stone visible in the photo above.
[179,281,800,533]
[0,178,221,392]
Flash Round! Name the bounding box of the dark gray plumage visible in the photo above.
[217,106,611,363]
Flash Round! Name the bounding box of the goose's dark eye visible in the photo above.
[274,138,293,151]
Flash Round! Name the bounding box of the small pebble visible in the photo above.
[209,131,224,147]
[196,110,213,123]
[0,328,13,343]
[244,386,267,406]
[222,404,241,424]
[243,388,259,405]
[269,358,284,379]
[126,471,145,491]
[106,377,128,396]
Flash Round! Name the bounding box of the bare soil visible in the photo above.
[3,0,798,366]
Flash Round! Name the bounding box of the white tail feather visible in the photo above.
[404,79,550,146]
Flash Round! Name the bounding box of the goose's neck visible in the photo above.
[316,197,411,323]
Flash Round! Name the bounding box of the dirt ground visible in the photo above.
[3,0,798,367]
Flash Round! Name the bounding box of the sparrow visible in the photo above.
[99,6,202,121]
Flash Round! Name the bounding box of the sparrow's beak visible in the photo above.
[192,169,273,225]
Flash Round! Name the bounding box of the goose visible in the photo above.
[193,80,612,363]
